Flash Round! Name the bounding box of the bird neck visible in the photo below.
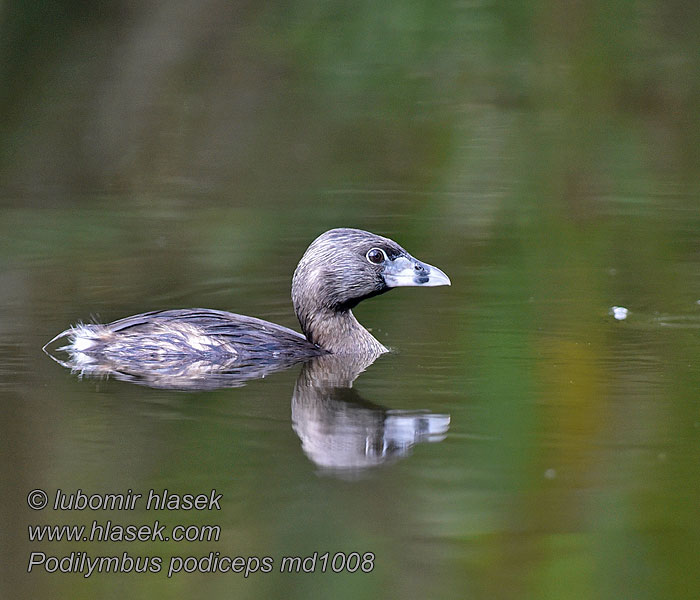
[296,306,387,355]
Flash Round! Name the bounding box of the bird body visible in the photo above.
[46,228,450,372]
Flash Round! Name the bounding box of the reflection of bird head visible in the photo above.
[292,388,450,473]
[292,355,450,475]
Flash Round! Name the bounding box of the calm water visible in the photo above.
[2,1,700,599]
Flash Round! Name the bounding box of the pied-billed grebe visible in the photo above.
[46,228,450,364]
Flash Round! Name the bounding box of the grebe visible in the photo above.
[46,228,450,366]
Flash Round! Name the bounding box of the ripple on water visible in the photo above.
[652,314,700,329]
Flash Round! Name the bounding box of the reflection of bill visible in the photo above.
[292,354,450,474]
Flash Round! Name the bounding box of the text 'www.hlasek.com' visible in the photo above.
[25,488,375,578]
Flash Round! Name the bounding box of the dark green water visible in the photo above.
[2,1,699,598]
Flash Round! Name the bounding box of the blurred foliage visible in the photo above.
[0,0,698,198]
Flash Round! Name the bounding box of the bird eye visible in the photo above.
[366,248,386,265]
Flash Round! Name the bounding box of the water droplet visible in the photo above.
[610,306,628,320]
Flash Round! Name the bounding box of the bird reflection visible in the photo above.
[45,348,450,473]
[292,354,449,474]
[45,347,305,390]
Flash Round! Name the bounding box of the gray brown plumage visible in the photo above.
[45,228,450,376]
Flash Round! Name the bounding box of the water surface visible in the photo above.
[2,1,700,598]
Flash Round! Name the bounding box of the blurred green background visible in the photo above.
[1,0,699,598]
